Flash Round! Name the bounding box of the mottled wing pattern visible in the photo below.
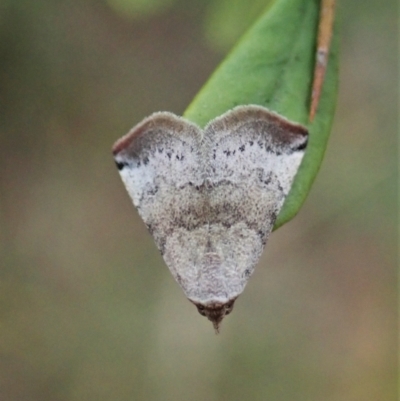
[112,106,308,313]
[201,105,308,293]
[112,112,204,254]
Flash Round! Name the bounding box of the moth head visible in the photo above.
[193,299,236,333]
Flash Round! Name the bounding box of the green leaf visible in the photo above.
[184,0,339,229]
[203,0,273,52]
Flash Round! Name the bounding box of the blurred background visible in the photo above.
[0,0,397,400]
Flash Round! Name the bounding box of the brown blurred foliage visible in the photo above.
[0,0,397,400]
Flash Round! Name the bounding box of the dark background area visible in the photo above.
[0,0,397,400]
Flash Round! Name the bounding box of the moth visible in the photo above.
[112,105,308,332]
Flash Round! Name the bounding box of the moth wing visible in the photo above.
[202,105,308,282]
[112,112,203,253]
[205,105,308,197]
